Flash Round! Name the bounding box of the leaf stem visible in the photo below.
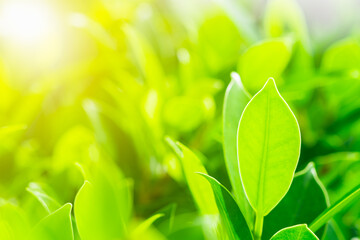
[254,213,264,240]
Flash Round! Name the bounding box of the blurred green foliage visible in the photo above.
[0,0,359,239]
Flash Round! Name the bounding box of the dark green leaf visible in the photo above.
[263,162,329,239]
[310,184,360,232]
[323,220,346,240]
[199,173,253,240]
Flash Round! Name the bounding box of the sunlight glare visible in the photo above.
[0,1,56,45]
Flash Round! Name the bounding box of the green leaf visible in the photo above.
[199,173,253,240]
[223,72,253,228]
[323,220,346,240]
[263,162,329,239]
[270,224,318,240]
[166,138,219,240]
[321,38,360,73]
[131,214,164,237]
[163,96,209,132]
[237,78,301,216]
[74,162,132,240]
[237,38,292,95]
[151,203,177,235]
[0,221,12,240]
[28,203,74,240]
[309,184,360,232]
[26,182,61,214]
[198,13,244,73]
[166,138,218,216]
[0,201,30,239]
[53,126,99,170]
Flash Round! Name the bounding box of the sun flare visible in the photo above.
[0,1,56,45]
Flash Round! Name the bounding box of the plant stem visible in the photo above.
[254,214,264,240]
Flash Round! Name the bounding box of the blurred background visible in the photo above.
[0,0,359,239]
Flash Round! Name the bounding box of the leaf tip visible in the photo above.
[165,136,184,158]
[63,202,73,212]
[265,77,276,88]
[230,71,242,86]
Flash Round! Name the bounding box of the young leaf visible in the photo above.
[309,184,360,232]
[74,162,133,240]
[166,138,219,240]
[270,224,318,240]
[28,203,74,240]
[166,138,218,215]
[131,214,164,237]
[199,173,253,240]
[237,38,292,95]
[237,78,301,216]
[263,162,329,239]
[223,72,253,228]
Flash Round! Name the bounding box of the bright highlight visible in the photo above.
[0,1,56,45]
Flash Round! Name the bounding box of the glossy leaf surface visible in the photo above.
[199,173,253,240]
[270,224,318,240]
[238,79,301,215]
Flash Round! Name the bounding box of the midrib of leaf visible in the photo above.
[296,226,305,239]
[257,89,270,214]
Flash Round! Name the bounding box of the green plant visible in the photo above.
[170,77,360,240]
[1,0,360,239]
[0,158,165,240]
